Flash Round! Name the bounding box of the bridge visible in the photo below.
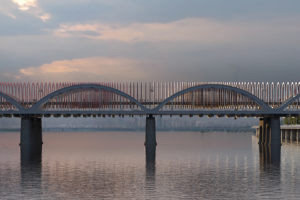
[1,81,300,164]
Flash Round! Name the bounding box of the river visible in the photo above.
[0,131,300,199]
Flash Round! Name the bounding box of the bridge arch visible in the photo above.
[154,84,272,111]
[277,93,300,111]
[30,84,148,112]
[0,91,25,111]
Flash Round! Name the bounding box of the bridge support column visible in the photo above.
[20,116,43,163]
[145,115,157,163]
[291,130,297,141]
[286,130,290,141]
[258,118,269,145]
[258,119,264,144]
[265,120,270,145]
[269,117,281,164]
[281,130,285,142]
[258,117,281,165]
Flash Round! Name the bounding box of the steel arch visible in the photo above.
[0,91,25,111]
[29,84,148,112]
[277,93,300,111]
[154,84,272,112]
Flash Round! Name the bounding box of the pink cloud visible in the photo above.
[17,57,151,81]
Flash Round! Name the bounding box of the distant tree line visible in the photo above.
[283,116,300,125]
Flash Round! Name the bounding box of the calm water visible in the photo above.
[0,131,300,200]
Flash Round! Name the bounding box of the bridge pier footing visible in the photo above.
[145,115,157,164]
[20,116,43,163]
[258,117,281,164]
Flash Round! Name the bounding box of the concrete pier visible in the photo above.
[291,130,297,141]
[20,116,43,163]
[258,119,264,144]
[281,130,285,142]
[286,130,291,141]
[265,119,270,145]
[269,117,281,164]
[256,117,281,164]
[145,115,157,163]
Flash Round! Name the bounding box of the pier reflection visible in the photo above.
[146,161,156,180]
[145,161,156,199]
[20,142,42,191]
[20,145,42,165]
[259,145,280,167]
[259,146,281,190]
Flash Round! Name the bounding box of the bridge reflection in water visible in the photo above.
[1,81,299,165]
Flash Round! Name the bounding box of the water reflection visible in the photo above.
[258,147,281,198]
[20,144,42,198]
[259,145,280,167]
[20,145,42,165]
[146,161,156,178]
[145,161,156,199]
[20,135,42,185]
[145,161,156,183]
[2,131,300,199]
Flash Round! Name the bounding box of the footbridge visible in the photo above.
[1,81,300,164]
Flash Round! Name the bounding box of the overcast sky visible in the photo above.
[1,0,300,82]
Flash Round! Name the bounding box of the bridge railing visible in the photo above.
[0,82,299,112]
[0,97,18,111]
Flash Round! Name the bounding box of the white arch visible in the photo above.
[30,84,148,112]
[0,91,25,111]
[154,84,272,111]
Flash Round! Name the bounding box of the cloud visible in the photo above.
[1,15,300,82]
[53,18,229,43]
[20,64,79,75]
[39,13,50,22]
[12,0,37,11]
[12,0,51,22]
[15,57,154,81]
[53,17,300,44]
[50,18,299,43]
[0,0,51,21]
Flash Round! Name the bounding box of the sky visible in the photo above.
[0,0,300,82]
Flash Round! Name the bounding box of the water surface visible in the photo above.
[0,131,300,199]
